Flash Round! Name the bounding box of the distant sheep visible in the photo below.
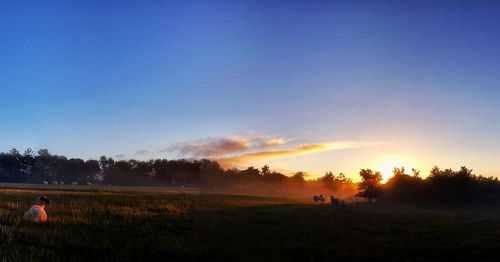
[24,195,51,222]
[313,194,325,202]
[330,196,347,207]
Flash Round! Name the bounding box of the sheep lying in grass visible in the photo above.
[24,195,51,222]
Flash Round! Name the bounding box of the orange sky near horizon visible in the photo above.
[219,140,498,183]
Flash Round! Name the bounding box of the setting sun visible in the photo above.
[370,154,421,183]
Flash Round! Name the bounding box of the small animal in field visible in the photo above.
[24,195,51,222]
[313,194,325,202]
[330,196,347,207]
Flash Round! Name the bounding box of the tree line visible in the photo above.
[2,148,500,206]
[0,148,356,196]
[357,166,500,207]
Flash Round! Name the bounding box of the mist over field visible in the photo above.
[2,0,500,261]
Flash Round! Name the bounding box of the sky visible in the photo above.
[1,0,499,181]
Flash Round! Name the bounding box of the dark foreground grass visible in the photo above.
[1,186,500,261]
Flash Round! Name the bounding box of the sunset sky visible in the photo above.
[1,1,499,180]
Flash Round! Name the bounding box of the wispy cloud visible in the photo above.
[217,142,362,168]
[135,150,150,156]
[254,137,287,147]
[164,135,288,158]
[115,154,126,159]
[164,135,369,169]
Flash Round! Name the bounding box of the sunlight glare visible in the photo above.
[370,154,421,183]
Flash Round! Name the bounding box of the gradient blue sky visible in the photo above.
[1,0,499,179]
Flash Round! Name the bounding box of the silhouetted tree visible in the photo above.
[2,148,500,206]
[261,165,271,176]
[385,167,423,202]
[292,171,305,184]
[321,172,335,196]
[411,168,421,178]
[357,169,383,203]
[320,172,352,196]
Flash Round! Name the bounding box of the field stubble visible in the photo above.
[0,186,499,261]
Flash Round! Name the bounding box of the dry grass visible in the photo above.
[0,186,294,261]
[1,185,500,261]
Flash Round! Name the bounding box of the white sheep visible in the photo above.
[24,195,51,222]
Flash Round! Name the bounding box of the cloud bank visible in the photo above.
[166,135,364,168]
[217,142,361,167]
[165,135,287,158]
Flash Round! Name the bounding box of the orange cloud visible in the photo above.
[256,137,287,147]
[218,142,360,168]
[164,135,288,157]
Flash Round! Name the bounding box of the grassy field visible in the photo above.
[0,185,499,261]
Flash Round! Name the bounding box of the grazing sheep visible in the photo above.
[313,194,325,202]
[24,195,51,222]
[329,196,347,207]
[331,196,339,206]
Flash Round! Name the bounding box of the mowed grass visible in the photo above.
[1,186,500,261]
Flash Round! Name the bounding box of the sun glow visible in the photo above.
[370,154,421,183]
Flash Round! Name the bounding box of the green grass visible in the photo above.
[1,186,499,261]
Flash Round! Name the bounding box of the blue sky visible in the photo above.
[1,0,499,179]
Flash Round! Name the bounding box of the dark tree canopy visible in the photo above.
[1,148,500,207]
[0,148,355,197]
[357,169,383,203]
